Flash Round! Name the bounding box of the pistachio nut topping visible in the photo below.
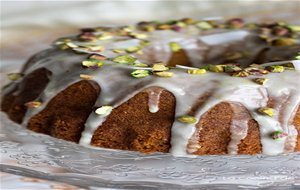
[152,63,169,71]
[95,106,113,116]
[131,70,151,78]
[177,115,198,124]
[253,78,269,85]
[25,101,42,108]
[187,69,206,75]
[7,73,23,81]
[169,42,182,52]
[257,107,275,117]
[271,131,288,140]
[79,74,93,80]
[113,55,137,64]
[266,65,285,73]
[154,71,174,78]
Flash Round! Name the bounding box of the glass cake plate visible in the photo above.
[1,113,299,189]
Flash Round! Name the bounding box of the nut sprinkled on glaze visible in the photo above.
[257,107,274,117]
[177,115,198,124]
[187,69,206,75]
[253,78,269,85]
[113,55,137,64]
[266,65,285,73]
[271,131,288,140]
[79,74,93,80]
[7,73,23,81]
[25,101,42,108]
[152,64,169,72]
[154,71,174,78]
[131,70,151,78]
[169,42,182,52]
[95,106,113,116]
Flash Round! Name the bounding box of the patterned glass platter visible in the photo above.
[1,113,300,189]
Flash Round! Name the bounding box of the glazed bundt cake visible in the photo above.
[2,18,300,156]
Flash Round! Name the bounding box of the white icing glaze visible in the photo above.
[6,23,299,157]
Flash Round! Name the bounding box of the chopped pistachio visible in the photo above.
[287,25,300,32]
[113,55,137,64]
[187,69,206,75]
[95,106,113,116]
[169,42,182,52]
[130,32,148,39]
[97,32,113,40]
[129,62,148,67]
[257,107,274,117]
[154,71,174,78]
[177,115,198,124]
[224,65,242,73]
[266,65,285,73]
[208,65,224,72]
[131,70,150,78]
[158,24,172,30]
[25,101,42,108]
[196,21,213,30]
[231,70,249,77]
[82,59,104,68]
[272,38,295,46]
[253,78,269,85]
[66,42,78,48]
[7,73,23,81]
[80,74,93,80]
[271,131,288,140]
[88,45,105,52]
[295,53,300,60]
[113,49,125,54]
[126,46,141,53]
[58,44,69,50]
[152,63,169,71]
[181,18,194,24]
[89,54,107,60]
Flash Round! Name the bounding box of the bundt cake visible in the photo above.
[2,18,300,156]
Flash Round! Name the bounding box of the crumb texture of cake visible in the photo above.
[1,18,300,156]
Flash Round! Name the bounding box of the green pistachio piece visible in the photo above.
[152,63,169,71]
[80,74,93,80]
[126,46,141,53]
[25,101,42,108]
[97,33,113,40]
[131,70,150,78]
[113,55,137,64]
[196,21,213,30]
[287,25,300,32]
[169,42,182,52]
[271,131,288,140]
[272,38,295,46]
[82,59,104,68]
[231,70,249,77]
[224,65,242,73]
[95,106,113,116]
[89,54,107,60]
[187,69,207,75]
[7,73,23,81]
[266,65,285,73]
[253,78,269,85]
[177,115,198,124]
[208,65,224,72]
[129,62,148,67]
[113,49,125,54]
[295,53,300,60]
[154,71,174,77]
[257,107,274,117]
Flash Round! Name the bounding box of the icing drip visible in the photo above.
[228,102,252,154]
[146,87,163,113]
